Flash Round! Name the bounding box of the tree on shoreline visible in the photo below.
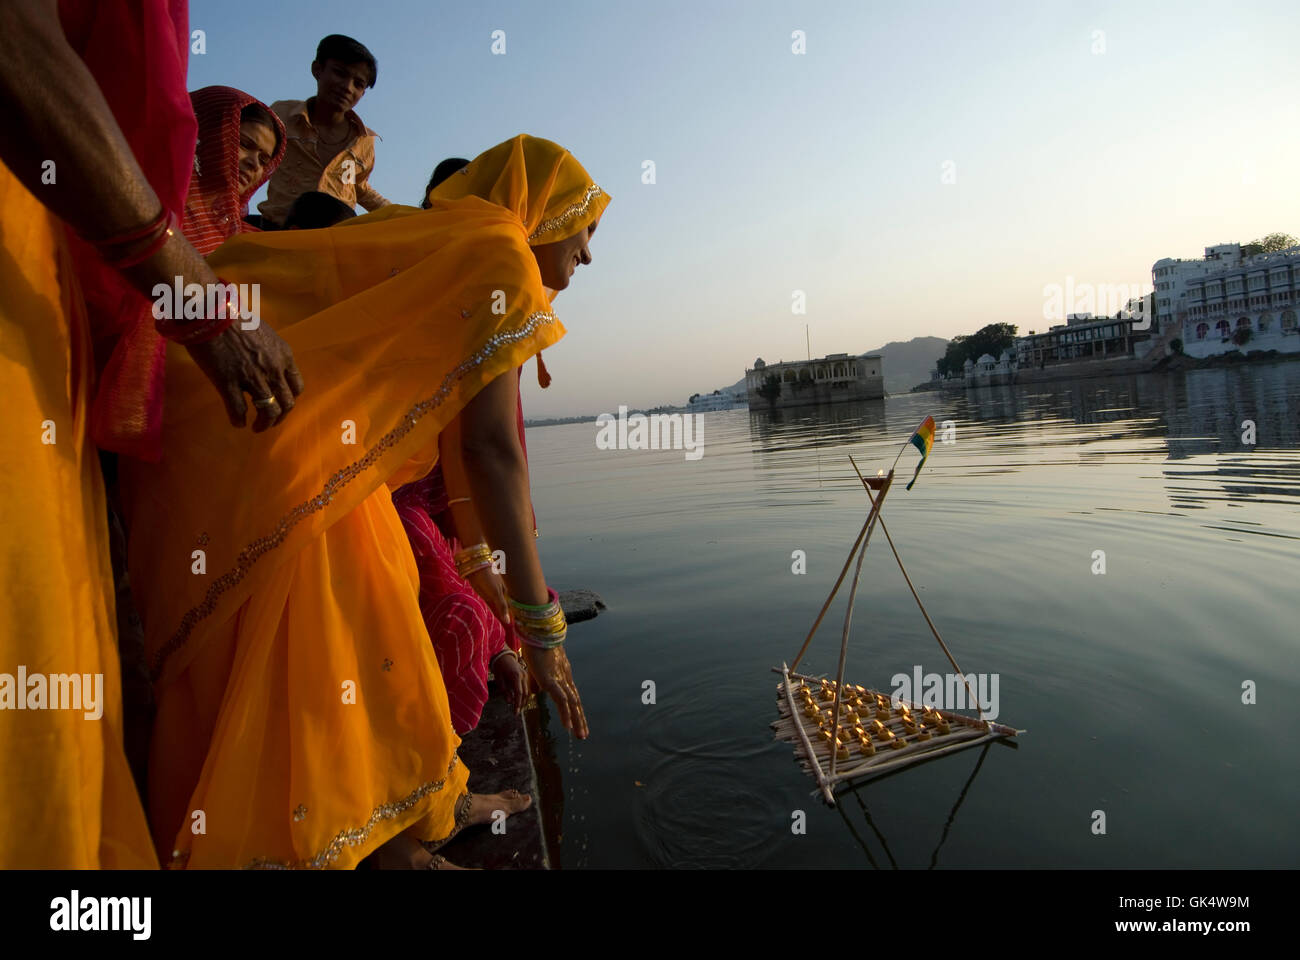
[1241,233,1297,257]
[935,323,1018,377]
[757,373,782,407]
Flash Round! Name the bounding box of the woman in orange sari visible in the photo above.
[121,134,604,868]
[0,0,304,868]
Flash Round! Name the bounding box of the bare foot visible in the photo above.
[418,790,534,859]
[368,833,468,870]
[468,789,532,827]
[427,854,469,870]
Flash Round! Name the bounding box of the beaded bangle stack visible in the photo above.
[454,542,494,578]
[509,588,566,649]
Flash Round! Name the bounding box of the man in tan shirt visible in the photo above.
[258,34,389,226]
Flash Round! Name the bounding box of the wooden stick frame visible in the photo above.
[773,441,1023,805]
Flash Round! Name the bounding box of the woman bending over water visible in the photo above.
[120,135,603,868]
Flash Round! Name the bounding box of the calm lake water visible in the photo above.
[523,360,1300,868]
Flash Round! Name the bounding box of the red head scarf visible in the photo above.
[184,86,285,256]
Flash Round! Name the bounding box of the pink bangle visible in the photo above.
[102,210,180,269]
[92,205,168,249]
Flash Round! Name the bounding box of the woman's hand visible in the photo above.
[521,645,588,739]
[465,567,511,628]
[491,651,527,714]
[118,224,306,434]
[0,0,309,437]
[186,321,305,432]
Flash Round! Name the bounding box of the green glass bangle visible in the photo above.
[509,587,560,613]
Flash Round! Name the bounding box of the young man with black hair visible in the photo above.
[259,34,389,227]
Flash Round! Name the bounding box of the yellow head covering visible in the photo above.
[126,135,608,687]
[114,134,610,872]
[427,134,609,244]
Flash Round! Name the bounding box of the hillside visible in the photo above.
[863,336,948,393]
[711,336,948,398]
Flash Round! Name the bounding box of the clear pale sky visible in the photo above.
[188,0,1300,417]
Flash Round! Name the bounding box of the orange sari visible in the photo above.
[120,135,608,867]
[0,162,157,868]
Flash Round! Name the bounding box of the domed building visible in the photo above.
[964,350,1015,387]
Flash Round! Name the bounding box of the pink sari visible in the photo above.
[392,473,510,736]
[392,368,538,735]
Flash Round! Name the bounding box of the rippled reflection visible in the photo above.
[531,360,1300,868]
[745,360,1300,508]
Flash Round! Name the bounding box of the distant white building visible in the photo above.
[1175,246,1300,358]
[1151,243,1243,333]
[686,391,742,412]
[744,353,884,408]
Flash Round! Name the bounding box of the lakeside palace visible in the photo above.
[744,353,885,408]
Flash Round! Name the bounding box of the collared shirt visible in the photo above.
[258,98,389,224]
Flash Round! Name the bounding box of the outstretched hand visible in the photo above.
[522,645,588,739]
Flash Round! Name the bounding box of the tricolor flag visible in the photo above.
[905,416,935,490]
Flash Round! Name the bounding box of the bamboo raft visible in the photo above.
[771,424,1023,805]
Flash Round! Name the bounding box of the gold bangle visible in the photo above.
[490,648,520,671]
[514,613,567,642]
[511,607,566,628]
[454,542,494,579]
[453,543,492,565]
